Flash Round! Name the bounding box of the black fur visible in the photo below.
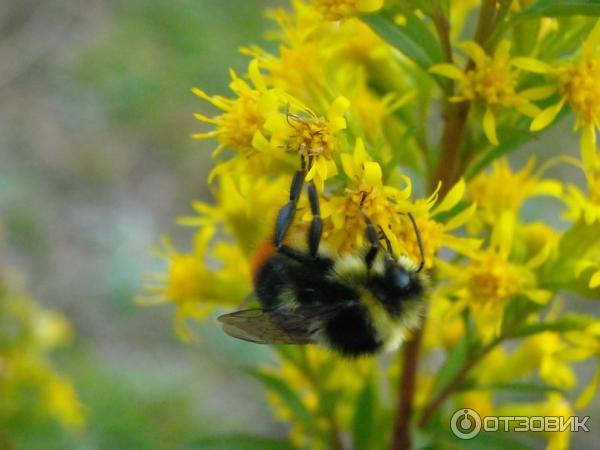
[254,250,421,356]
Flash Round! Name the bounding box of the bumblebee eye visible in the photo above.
[386,266,411,291]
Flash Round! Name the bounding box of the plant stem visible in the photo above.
[418,335,503,427]
[390,2,501,448]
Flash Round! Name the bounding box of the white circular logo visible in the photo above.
[450,408,481,440]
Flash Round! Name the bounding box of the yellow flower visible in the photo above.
[319,141,479,266]
[468,157,563,225]
[192,60,278,157]
[514,25,600,169]
[256,96,349,190]
[564,165,600,225]
[311,0,383,20]
[430,40,540,145]
[314,138,409,252]
[497,394,573,450]
[439,219,552,339]
[392,182,481,270]
[139,232,250,341]
[44,375,85,431]
[178,171,288,255]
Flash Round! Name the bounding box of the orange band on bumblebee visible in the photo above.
[250,239,276,286]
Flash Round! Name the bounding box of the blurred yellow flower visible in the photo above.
[431,40,540,145]
[564,165,600,225]
[515,24,600,169]
[140,233,250,341]
[312,0,383,20]
[468,157,563,226]
[193,61,278,158]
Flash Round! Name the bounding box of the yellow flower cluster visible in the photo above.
[0,268,84,447]
[145,2,600,449]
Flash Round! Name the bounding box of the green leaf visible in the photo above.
[491,0,600,44]
[541,221,600,298]
[513,0,600,21]
[362,12,443,72]
[352,375,377,450]
[248,369,318,432]
[430,335,470,399]
[195,435,297,450]
[465,105,570,180]
[510,313,596,339]
[500,295,542,337]
[458,380,565,394]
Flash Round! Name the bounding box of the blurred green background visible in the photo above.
[0,0,286,448]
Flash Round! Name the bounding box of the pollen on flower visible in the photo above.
[461,55,517,106]
[559,55,600,127]
[466,252,522,305]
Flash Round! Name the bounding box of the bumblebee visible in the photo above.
[218,159,426,357]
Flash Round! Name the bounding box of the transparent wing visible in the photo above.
[217,307,329,345]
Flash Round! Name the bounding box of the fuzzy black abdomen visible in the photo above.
[322,302,382,356]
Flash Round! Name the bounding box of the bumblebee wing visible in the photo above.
[217,307,326,345]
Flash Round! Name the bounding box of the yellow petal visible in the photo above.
[483,107,499,146]
[524,289,553,304]
[491,211,515,256]
[363,161,382,186]
[581,125,597,170]
[436,178,465,213]
[445,203,477,231]
[341,153,357,180]
[530,100,564,132]
[514,100,541,118]
[248,59,266,92]
[575,259,597,277]
[526,243,552,269]
[494,40,512,62]
[590,270,600,289]
[357,0,383,12]
[194,113,218,124]
[519,85,557,100]
[328,96,350,121]
[459,41,487,66]
[575,364,600,409]
[429,64,464,80]
[511,57,556,74]
[251,130,271,152]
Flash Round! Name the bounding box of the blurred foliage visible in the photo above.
[1,0,283,449]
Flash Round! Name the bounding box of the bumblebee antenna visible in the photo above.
[406,212,425,273]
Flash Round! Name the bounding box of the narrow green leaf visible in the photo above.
[362,12,443,72]
[248,369,317,432]
[466,105,570,180]
[514,0,600,21]
[430,335,470,398]
[352,375,377,450]
[510,313,596,339]
[458,380,565,394]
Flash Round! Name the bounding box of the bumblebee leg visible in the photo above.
[274,169,305,248]
[363,215,380,271]
[307,182,323,258]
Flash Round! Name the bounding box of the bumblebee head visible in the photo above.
[366,256,425,318]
